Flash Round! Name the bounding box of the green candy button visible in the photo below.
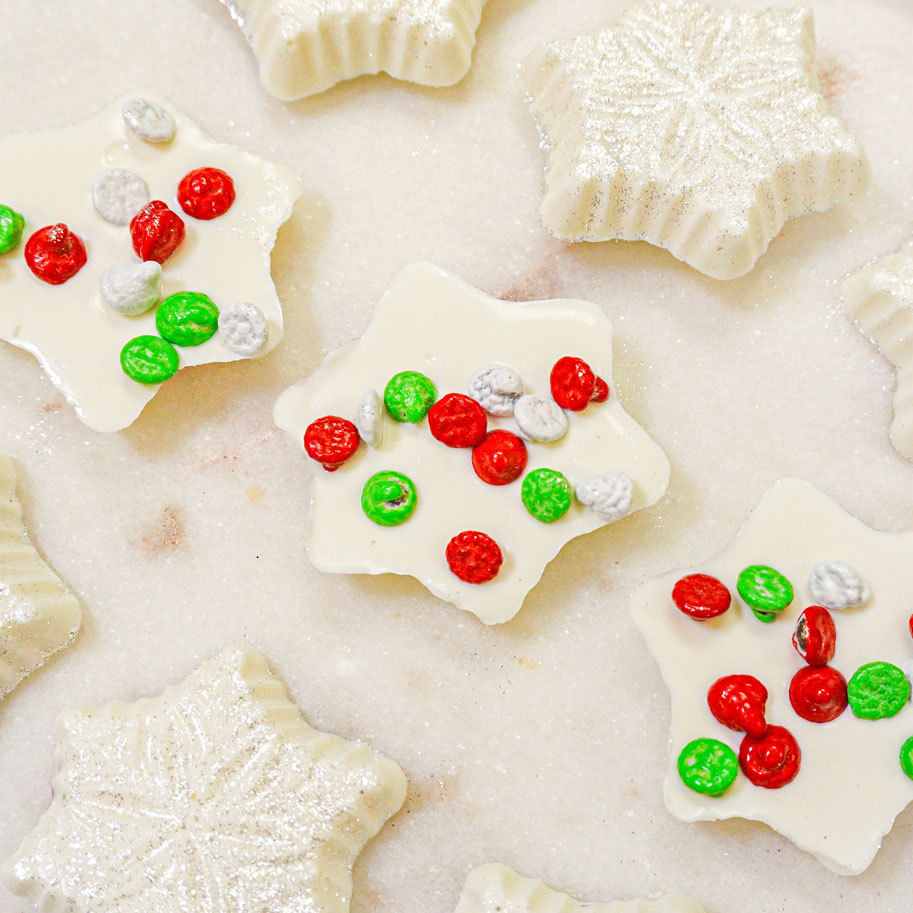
[0,204,25,255]
[847,662,911,720]
[677,737,739,796]
[900,736,913,781]
[361,471,418,526]
[384,371,436,423]
[522,468,572,523]
[120,335,179,384]
[737,564,793,622]
[156,291,220,347]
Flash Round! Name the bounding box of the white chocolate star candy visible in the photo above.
[0,455,80,699]
[632,479,913,875]
[454,864,707,913]
[0,94,301,431]
[523,0,869,280]
[222,0,486,100]
[275,262,669,625]
[2,647,407,913]
[844,236,913,462]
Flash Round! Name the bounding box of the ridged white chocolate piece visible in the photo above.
[808,560,869,610]
[632,479,913,875]
[844,237,913,461]
[523,0,869,280]
[455,864,707,913]
[2,647,407,913]
[0,93,301,432]
[275,262,670,625]
[223,0,486,101]
[0,455,80,700]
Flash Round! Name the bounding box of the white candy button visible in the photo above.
[122,97,176,143]
[576,471,633,522]
[218,302,269,357]
[808,561,870,610]
[354,390,384,449]
[99,260,162,316]
[91,168,149,225]
[513,393,568,442]
[468,364,524,417]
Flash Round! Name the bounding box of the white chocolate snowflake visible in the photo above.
[274,262,669,625]
[2,647,407,913]
[524,0,869,280]
[844,236,913,462]
[0,94,301,431]
[0,454,81,699]
[454,864,707,913]
[631,479,913,875]
[222,0,486,100]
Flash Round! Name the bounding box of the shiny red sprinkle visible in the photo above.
[550,356,596,411]
[177,167,236,220]
[428,393,487,448]
[908,612,913,642]
[446,530,503,584]
[471,430,528,485]
[792,606,836,667]
[303,416,360,471]
[739,725,800,789]
[591,377,610,402]
[672,573,731,620]
[707,674,768,738]
[130,200,186,264]
[788,665,847,723]
[24,224,87,285]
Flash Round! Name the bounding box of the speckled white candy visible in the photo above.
[575,470,633,522]
[218,301,270,356]
[513,393,567,442]
[354,389,384,448]
[223,0,487,100]
[2,647,407,913]
[808,560,870,609]
[844,236,913,462]
[275,262,670,625]
[524,0,870,279]
[468,364,524,417]
[0,93,301,431]
[632,479,913,875]
[99,260,162,315]
[121,97,176,143]
[90,168,149,225]
[454,864,707,913]
[0,455,81,700]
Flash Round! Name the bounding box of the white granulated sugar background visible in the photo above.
[0,1,911,912]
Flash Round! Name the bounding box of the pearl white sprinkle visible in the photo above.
[513,393,567,442]
[354,389,384,448]
[808,561,870,610]
[218,302,269,357]
[91,168,149,225]
[122,97,176,143]
[468,364,524,417]
[99,260,162,316]
[575,471,633,522]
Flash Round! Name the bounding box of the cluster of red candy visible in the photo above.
[22,167,234,285]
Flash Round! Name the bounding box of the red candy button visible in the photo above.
[550,356,596,411]
[428,393,487,448]
[446,530,503,584]
[177,167,236,220]
[672,573,731,620]
[591,377,609,402]
[908,612,913,642]
[24,224,87,285]
[130,200,185,264]
[792,605,836,667]
[788,665,847,723]
[739,725,801,789]
[471,430,527,485]
[707,674,768,738]
[303,416,360,471]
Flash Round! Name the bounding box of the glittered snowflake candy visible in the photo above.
[275,262,670,625]
[2,647,407,913]
[0,455,81,698]
[523,0,869,280]
[0,94,301,431]
[453,864,707,913]
[844,235,913,463]
[220,0,486,100]
[632,479,913,875]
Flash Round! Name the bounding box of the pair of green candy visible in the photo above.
[121,292,220,384]
[0,204,25,256]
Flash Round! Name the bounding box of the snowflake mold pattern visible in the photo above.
[2,648,407,913]
[632,479,913,875]
[274,262,670,625]
[523,0,869,279]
